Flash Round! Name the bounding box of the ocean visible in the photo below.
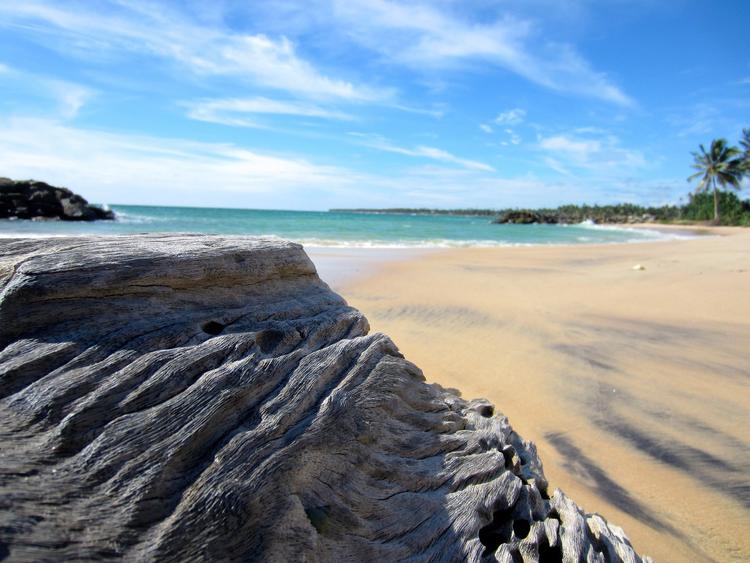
[0,204,690,247]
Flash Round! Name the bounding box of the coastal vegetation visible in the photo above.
[335,195,750,226]
[337,129,750,226]
[494,193,750,226]
[688,138,745,223]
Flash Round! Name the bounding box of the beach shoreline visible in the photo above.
[613,222,745,236]
[337,227,750,562]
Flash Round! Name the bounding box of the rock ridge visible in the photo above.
[0,235,650,562]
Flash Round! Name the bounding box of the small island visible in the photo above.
[0,178,115,221]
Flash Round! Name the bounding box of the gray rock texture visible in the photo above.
[0,235,650,562]
[0,178,114,221]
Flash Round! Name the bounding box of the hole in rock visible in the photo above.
[256,329,285,353]
[479,507,514,556]
[539,484,551,500]
[513,519,531,539]
[501,447,516,470]
[479,405,494,418]
[304,505,331,534]
[201,321,225,336]
[539,540,563,563]
[588,531,609,556]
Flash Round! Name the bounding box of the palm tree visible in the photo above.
[740,129,750,174]
[688,138,744,224]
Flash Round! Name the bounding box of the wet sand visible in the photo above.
[306,246,433,288]
[338,229,750,562]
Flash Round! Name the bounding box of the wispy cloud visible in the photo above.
[0,117,682,209]
[184,97,354,128]
[46,80,95,118]
[0,117,358,207]
[539,131,645,172]
[0,62,94,118]
[352,133,495,171]
[0,1,390,102]
[479,124,493,134]
[665,103,722,138]
[495,108,526,125]
[504,129,522,145]
[329,0,633,106]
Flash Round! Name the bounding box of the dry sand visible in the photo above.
[340,227,750,562]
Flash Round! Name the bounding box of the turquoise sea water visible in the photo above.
[0,205,689,247]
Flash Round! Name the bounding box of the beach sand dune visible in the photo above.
[343,229,750,562]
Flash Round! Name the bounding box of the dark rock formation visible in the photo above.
[492,209,658,225]
[493,211,559,225]
[0,235,650,562]
[0,178,114,221]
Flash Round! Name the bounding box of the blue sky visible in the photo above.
[0,0,748,210]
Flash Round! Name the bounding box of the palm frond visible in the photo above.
[740,128,750,152]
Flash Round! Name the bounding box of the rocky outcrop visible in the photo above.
[0,235,649,562]
[0,178,114,221]
[493,211,559,225]
[492,209,657,225]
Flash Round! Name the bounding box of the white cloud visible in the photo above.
[0,117,357,207]
[665,103,722,138]
[543,157,572,176]
[540,136,602,159]
[46,80,95,118]
[505,129,522,145]
[353,134,494,171]
[184,97,353,127]
[0,63,94,118]
[495,108,526,125]
[0,1,389,102]
[390,103,445,118]
[538,132,645,172]
[0,117,681,209]
[329,0,633,106]
[479,124,493,134]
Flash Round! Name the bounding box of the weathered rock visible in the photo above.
[0,235,650,562]
[0,178,114,221]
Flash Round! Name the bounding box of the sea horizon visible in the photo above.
[0,203,695,248]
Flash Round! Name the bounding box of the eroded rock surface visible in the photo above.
[0,235,650,562]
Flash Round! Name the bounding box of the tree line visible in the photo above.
[334,128,750,226]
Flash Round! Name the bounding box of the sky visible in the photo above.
[0,0,748,210]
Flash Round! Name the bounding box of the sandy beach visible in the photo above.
[336,228,750,562]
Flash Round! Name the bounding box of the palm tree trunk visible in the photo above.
[713,183,720,224]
